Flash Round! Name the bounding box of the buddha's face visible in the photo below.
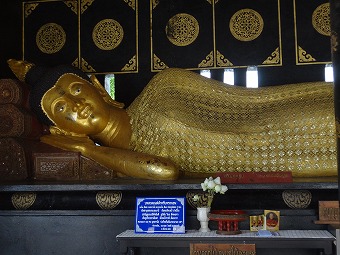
[41,73,110,135]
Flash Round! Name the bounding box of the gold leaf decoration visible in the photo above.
[11,192,36,210]
[36,23,66,54]
[165,13,199,47]
[123,0,136,10]
[96,191,122,210]
[24,3,39,18]
[216,50,233,67]
[122,55,137,71]
[152,0,160,9]
[206,0,219,5]
[298,46,316,62]
[229,9,264,42]
[81,58,96,72]
[153,54,168,70]
[312,3,330,36]
[81,0,95,14]
[262,47,280,65]
[92,19,124,51]
[198,51,214,68]
[64,0,78,15]
[72,58,80,69]
[282,190,312,209]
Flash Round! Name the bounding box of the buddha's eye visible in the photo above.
[70,84,82,95]
[55,102,66,113]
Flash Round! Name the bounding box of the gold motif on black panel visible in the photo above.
[72,58,80,68]
[92,19,124,51]
[151,0,160,9]
[153,54,168,70]
[24,3,39,18]
[165,13,199,47]
[262,47,280,65]
[123,0,136,10]
[198,51,214,68]
[64,0,78,15]
[81,0,95,14]
[80,58,96,72]
[122,55,137,71]
[11,192,36,210]
[298,46,316,62]
[36,23,66,54]
[229,9,264,42]
[206,0,219,4]
[216,50,233,67]
[96,191,122,210]
[312,3,330,36]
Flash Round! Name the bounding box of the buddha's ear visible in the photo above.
[90,75,125,109]
[49,126,89,138]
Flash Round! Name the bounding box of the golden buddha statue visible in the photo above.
[7,59,337,180]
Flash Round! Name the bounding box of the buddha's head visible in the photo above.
[41,73,111,135]
[7,59,124,136]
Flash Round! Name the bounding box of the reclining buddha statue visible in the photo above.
[8,59,337,180]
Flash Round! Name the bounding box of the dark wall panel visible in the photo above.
[0,0,333,107]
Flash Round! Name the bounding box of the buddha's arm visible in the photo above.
[40,134,179,180]
[85,145,179,180]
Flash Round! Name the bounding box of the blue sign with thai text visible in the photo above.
[135,197,186,234]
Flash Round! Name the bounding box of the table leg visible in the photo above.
[127,247,136,255]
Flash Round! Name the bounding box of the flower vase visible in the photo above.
[197,207,211,232]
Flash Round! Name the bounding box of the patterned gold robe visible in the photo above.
[127,68,336,177]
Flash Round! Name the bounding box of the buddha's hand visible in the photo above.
[40,134,95,155]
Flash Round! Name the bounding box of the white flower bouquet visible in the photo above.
[193,176,228,208]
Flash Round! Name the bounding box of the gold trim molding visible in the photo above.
[11,192,36,210]
[96,191,122,210]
